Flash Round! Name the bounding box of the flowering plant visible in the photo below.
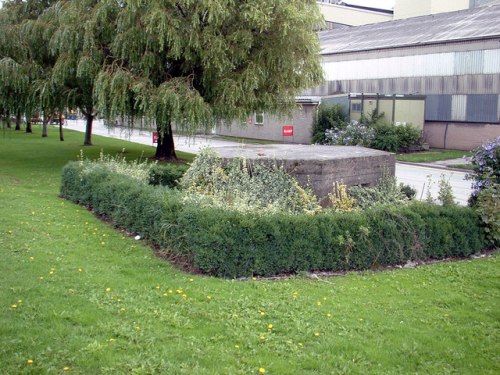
[324,120,375,147]
[466,136,500,200]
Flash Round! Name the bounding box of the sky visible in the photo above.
[345,0,396,10]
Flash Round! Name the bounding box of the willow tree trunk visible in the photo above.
[154,122,177,160]
[26,121,32,133]
[83,111,93,146]
[6,111,11,129]
[15,111,22,131]
[42,112,48,137]
[59,114,64,141]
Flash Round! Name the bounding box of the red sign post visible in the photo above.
[152,132,159,144]
[282,125,294,137]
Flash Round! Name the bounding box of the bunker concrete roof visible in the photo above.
[319,4,500,55]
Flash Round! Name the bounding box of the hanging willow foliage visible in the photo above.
[94,0,324,138]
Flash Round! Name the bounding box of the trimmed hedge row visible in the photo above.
[61,162,487,278]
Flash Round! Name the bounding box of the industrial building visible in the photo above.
[312,4,500,149]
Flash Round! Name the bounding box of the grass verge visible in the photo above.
[396,149,471,163]
[1,127,498,374]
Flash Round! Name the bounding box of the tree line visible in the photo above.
[0,0,323,159]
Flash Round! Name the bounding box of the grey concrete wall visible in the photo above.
[216,104,318,144]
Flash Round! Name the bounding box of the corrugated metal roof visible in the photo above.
[319,5,500,55]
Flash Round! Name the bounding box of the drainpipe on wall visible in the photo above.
[444,123,449,149]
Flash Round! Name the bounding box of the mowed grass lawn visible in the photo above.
[1,126,499,374]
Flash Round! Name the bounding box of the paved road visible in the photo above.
[65,119,473,205]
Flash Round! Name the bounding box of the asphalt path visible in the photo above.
[65,119,473,205]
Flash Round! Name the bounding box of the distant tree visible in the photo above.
[95,0,324,159]
[0,0,59,134]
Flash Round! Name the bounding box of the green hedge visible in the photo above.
[61,162,488,278]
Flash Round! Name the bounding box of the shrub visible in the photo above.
[370,123,399,152]
[395,124,422,149]
[437,174,457,207]
[311,104,347,144]
[467,136,500,202]
[399,183,417,200]
[149,163,189,187]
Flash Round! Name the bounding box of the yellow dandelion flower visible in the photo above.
[252,277,257,281]
[155,285,160,289]
[234,344,240,349]
[168,289,173,294]
[106,288,111,292]
[39,277,44,280]
[29,257,34,260]
[27,359,33,365]
[182,294,187,298]
[259,368,266,374]
[101,242,105,245]
[18,300,22,303]
[259,336,266,341]
[314,332,320,337]
[326,313,332,317]
[63,366,70,371]
[298,342,303,347]
[11,304,17,309]
[163,293,168,296]
[189,278,194,282]
[78,268,83,272]
[268,324,273,331]
[207,295,212,300]
[316,301,322,306]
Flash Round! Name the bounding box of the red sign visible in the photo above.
[152,132,159,143]
[282,125,294,137]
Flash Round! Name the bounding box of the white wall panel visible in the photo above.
[451,95,467,121]
[484,49,500,74]
[322,53,455,80]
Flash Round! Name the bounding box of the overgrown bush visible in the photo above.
[467,136,500,202]
[348,172,409,210]
[311,104,347,144]
[179,148,321,214]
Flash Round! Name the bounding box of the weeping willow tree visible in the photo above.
[95,0,324,160]
[50,0,119,145]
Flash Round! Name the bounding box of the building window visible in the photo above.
[351,102,362,112]
[254,112,264,125]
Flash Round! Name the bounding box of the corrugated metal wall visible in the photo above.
[425,94,499,122]
[425,95,452,121]
[466,94,499,122]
